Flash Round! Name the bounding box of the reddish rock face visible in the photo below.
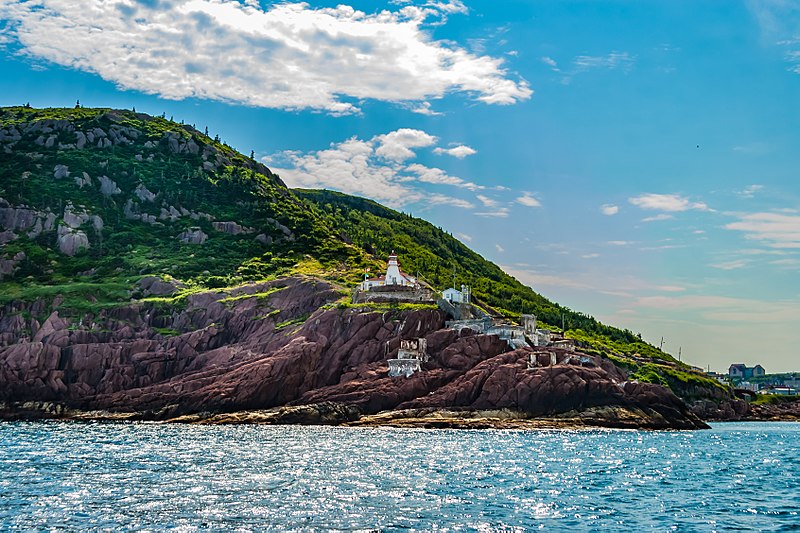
[0,276,706,428]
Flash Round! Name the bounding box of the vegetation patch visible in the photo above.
[275,314,310,331]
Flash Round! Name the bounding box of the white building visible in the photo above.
[361,252,417,290]
[442,284,471,304]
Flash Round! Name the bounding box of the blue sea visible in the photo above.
[1,421,798,531]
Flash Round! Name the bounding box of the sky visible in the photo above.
[1,0,799,372]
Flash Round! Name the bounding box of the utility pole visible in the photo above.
[660,337,665,350]
[678,346,682,362]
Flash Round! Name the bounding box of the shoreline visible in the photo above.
[2,408,797,428]
[4,399,798,428]
[0,402,713,429]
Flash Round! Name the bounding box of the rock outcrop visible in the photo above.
[56,226,89,256]
[0,277,708,429]
[177,227,208,244]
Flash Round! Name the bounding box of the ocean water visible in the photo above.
[0,422,798,531]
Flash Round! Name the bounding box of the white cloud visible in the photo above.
[657,285,686,292]
[607,240,633,246]
[406,101,444,116]
[582,253,600,259]
[0,0,531,114]
[476,207,510,218]
[406,164,482,190]
[495,244,505,253]
[433,145,477,158]
[516,192,541,207]
[641,214,675,222]
[725,212,800,249]
[710,259,749,271]
[770,258,800,268]
[375,129,438,162]
[541,56,560,71]
[600,204,619,216]
[271,128,478,208]
[455,232,472,242]
[427,193,474,209]
[629,193,709,212]
[476,194,499,208]
[573,52,635,72]
[736,184,764,198]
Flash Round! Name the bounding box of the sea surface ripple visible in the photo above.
[1,421,798,531]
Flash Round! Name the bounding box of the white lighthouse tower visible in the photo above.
[360,251,417,290]
[385,251,416,286]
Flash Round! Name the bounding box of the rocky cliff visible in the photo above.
[0,276,708,429]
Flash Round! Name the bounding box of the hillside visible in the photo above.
[0,106,730,416]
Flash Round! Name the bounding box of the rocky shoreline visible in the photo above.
[3,399,799,429]
[0,401,711,430]
[0,277,746,431]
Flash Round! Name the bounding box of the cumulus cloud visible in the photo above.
[600,204,619,216]
[375,129,438,162]
[406,163,482,190]
[433,145,477,158]
[0,0,531,114]
[725,212,800,249]
[270,128,480,208]
[516,192,541,207]
[629,193,709,212]
[405,101,444,116]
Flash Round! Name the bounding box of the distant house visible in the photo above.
[728,363,766,379]
[759,386,797,396]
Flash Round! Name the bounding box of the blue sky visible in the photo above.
[1,0,799,372]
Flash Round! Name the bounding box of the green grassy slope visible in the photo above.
[0,106,364,309]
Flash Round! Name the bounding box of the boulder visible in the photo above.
[177,227,207,244]
[53,165,69,179]
[212,221,253,235]
[56,226,89,256]
[138,276,184,296]
[134,183,156,202]
[98,176,121,196]
[0,230,17,245]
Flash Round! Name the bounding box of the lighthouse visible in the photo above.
[360,251,417,290]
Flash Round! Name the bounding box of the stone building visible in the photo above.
[388,338,428,378]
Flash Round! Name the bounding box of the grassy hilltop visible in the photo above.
[0,106,724,397]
